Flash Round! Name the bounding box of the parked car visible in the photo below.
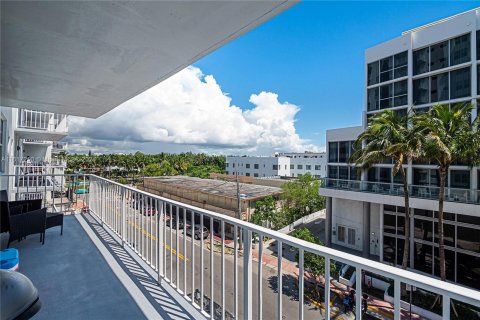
[185,224,209,240]
[142,206,156,216]
[166,218,184,229]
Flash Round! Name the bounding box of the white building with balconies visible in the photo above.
[320,8,480,291]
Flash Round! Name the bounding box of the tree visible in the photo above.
[281,173,325,223]
[291,228,336,300]
[350,109,422,270]
[415,103,480,281]
[251,196,277,227]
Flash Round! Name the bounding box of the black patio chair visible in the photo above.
[7,208,47,247]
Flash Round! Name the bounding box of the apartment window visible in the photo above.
[477,30,480,60]
[315,165,321,170]
[339,141,350,162]
[245,173,250,177]
[328,166,338,179]
[226,163,229,167]
[233,163,235,168]
[290,164,294,170]
[328,142,339,162]
[450,67,471,99]
[306,165,311,170]
[339,166,349,180]
[367,61,379,85]
[457,253,480,289]
[380,83,393,109]
[246,164,250,169]
[338,226,345,243]
[413,77,429,105]
[367,87,380,111]
[394,51,408,78]
[430,72,449,102]
[393,80,408,107]
[273,165,279,170]
[0,118,4,172]
[297,165,303,170]
[349,166,360,180]
[254,164,259,169]
[450,34,470,66]
[450,170,470,189]
[254,173,258,177]
[430,40,448,71]
[478,66,480,95]
[380,56,393,82]
[413,47,429,75]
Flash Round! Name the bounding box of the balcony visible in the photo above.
[15,109,68,141]
[4,174,480,319]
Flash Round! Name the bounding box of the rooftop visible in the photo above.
[144,175,283,200]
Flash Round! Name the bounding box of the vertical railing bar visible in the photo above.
[277,241,282,320]
[163,201,167,278]
[394,279,401,320]
[258,234,264,320]
[221,220,225,320]
[325,257,331,320]
[243,229,252,320]
[183,208,187,297]
[156,199,160,275]
[176,206,180,289]
[170,203,173,283]
[299,249,304,320]
[443,294,451,320]
[210,218,214,318]
[234,225,238,320]
[150,197,153,265]
[200,214,204,313]
[191,210,195,304]
[355,266,362,320]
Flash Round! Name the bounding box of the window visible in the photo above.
[450,33,470,66]
[450,170,470,189]
[226,163,229,167]
[450,67,471,99]
[477,30,480,61]
[429,41,448,71]
[367,87,379,111]
[328,142,338,162]
[393,80,408,107]
[328,166,338,179]
[380,83,393,109]
[414,243,433,274]
[254,164,259,169]
[430,72,449,102]
[394,51,408,78]
[306,165,311,170]
[339,141,349,162]
[380,56,393,82]
[413,77,429,105]
[349,166,360,180]
[457,226,480,253]
[315,165,321,170]
[297,165,303,170]
[246,164,250,169]
[273,165,278,170]
[478,66,480,96]
[254,173,258,177]
[367,61,379,86]
[347,228,356,246]
[338,226,345,243]
[290,164,294,170]
[457,253,480,289]
[383,236,396,264]
[413,47,429,75]
[245,173,250,177]
[339,166,348,180]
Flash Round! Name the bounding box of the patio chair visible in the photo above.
[7,208,47,247]
[0,191,42,234]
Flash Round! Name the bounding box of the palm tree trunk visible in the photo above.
[400,166,410,269]
[438,166,447,281]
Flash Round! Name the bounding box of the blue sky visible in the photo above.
[194,1,479,150]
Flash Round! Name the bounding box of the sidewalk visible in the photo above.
[251,246,428,320]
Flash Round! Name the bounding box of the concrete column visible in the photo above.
[363,202,371,258]
[326,197,332,246]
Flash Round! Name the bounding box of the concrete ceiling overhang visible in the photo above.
[1,1,296,118]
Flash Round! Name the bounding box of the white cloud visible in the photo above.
[68,66,319,154]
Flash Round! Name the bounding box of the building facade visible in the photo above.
[226,152,327,178]
[0,107,68,200]
[320,9,480,290]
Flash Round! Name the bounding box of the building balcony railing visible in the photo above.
[4,173,480,319]
[320,178,480,205]
[17,108,67,133]
[52,142,68,150]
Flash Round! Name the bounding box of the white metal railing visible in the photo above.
[87,174,480,320]
[17,109,67,132]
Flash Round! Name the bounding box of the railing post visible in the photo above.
[324,257,330,320]
[443,295,451,320]
[243,229,252,320]
[355,266,362,320]
[121,188,126,246]
[394,279,401,320]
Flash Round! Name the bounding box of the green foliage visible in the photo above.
[281,173,325,223]
[291,228,336,286]
[251,196,277,227]
[66,152,226,180]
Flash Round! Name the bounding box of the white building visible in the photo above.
[226,152,326,178]
[0,106,68,200]
[320,9,480,290]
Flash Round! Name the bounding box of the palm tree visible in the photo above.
[350,109,422,269]
[415,103,480,281]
